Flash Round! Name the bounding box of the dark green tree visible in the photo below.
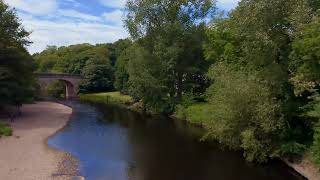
[203,0,314,161]
[0,0,35,106]
[80,59,114,93]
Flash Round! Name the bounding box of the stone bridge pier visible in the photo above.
[37,73,83,99]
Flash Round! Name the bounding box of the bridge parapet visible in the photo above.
[36,72,83,79]
[36,72,84,99]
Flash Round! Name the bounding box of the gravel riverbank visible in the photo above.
[0,102,79,180]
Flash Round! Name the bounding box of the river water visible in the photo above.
[48,102,305,180]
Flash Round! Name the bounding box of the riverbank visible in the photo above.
[177,103,320,180]
[285,157,320,180]
[0,102,78,180]
[79,92,133,105]
[80,92,320,180]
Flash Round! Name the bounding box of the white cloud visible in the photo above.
[58,9,101,21]
[22,16,128,53]
[5,0,58,15]
[102,10,124,26]
[4,1,129,54]
[99,0,126,8]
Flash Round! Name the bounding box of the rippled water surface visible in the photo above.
[48,102,304,180]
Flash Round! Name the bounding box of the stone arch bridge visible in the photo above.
[36,73,83,99]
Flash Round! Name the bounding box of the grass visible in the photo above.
[80,92,134,105]
[176,103,211,125]
[0,121,13,137]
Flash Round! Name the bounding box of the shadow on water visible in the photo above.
[48,102,305,180]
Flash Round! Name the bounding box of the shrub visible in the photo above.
[0,122,13,137]
[80,92,133,105]
[308,95,320,165]
[0,127,13,136]
[204,63,286,162]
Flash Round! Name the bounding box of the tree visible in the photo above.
[290,17,320,94]
[114,45,135,93]
[34,44,116,93]
[80,59,114,93]
[0,0,35,106]
[46,81,66,99]
[205,63,285,162]
[107,39,132,65]
[124,0,215,112]
[308,0,320,14]
[203,0,314,161]
[126,45,175,113]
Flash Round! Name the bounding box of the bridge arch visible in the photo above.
[37,73,83,99]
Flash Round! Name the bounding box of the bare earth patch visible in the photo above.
[285,158,320,180]
[0,102,79,180]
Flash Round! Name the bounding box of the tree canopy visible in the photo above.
[0,0,35,106]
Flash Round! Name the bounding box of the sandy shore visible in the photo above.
[0,102,78,180]
[285,158,320,180]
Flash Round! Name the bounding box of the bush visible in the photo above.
[46,81,65,99]
[80,92,133,105]
[204,63,286,162]
[176,103,211,125]
[0,127,12,136]
[180,92,197,108]
[309,95,320,165]
[0,122,13,137]
[311,126,320,165]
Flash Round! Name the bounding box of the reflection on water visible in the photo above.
[48,102,304,180]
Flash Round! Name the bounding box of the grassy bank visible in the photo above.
[0,121,12,137]
[79,92,134,106]
[176,103,211,126]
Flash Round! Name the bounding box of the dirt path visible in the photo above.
[0,102,78,180]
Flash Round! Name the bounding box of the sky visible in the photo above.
[4,0,240,54]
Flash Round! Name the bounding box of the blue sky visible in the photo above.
[5,0,240,54]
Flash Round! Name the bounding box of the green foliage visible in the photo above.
[80,92,133,105]
[10,0,319,165]
[179,92,197,108]
[124,0,214,113]
[0,122,12,137]
[308,0,320,14]
[290,18,320,94]
[307,95,320,165]
[176,103,211,125]
[0,0,35,106]
[80,59,114,93]
[205,63,286,162]
[46,81,65,99]
[34,43,121,93]
[280,142,307,157]
[114,45,135,93]
[0,126,12,136]
[311,125,320,165]
[107,39,132,65]
[126,45,174,113]
[201,0,318,162]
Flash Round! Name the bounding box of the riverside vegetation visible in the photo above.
[0,0,34,138]
[2,0,320,168]
[0,122,12,137]
[80,92,133,105]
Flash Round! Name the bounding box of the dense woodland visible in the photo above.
[2,0,320,165]
[33,40,131,95]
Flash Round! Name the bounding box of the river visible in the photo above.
[48,102,305,180]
